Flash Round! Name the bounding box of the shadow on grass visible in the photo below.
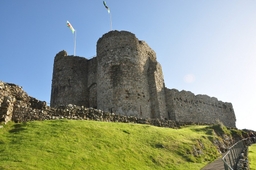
[8,123,27,134]
[174,149,195,163]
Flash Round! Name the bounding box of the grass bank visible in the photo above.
[0,120,231,170]
[249,144,256,169]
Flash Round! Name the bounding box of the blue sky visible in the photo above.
[1,1,256,130]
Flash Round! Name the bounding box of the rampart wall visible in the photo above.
[165,88,236,128]
[0,81,46,123]
[0,81,205,128]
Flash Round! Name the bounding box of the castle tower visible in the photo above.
[50,51,88,107]
[49,31,236,127]
[96,31,167,118]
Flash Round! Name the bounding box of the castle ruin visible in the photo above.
[50,30,236,128]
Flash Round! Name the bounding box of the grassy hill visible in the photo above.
[249,144,256,169]
[0,120,243,170]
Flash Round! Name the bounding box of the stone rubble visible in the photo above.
[236,147,250,170]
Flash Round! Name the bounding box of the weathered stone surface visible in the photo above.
[30,97,46,109]
[51,31,167,120]
[0,81,28,124]
[0,81,203,129]
[50,51,88,107]
[50,30,236,128]
[236,147,250,170]
[165,88,236,128]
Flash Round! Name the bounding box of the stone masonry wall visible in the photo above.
[95,31,167,119]
[137,40,167,119]
[0,81,46,124]
[49,30,236,128]
[50,51,88,107]
[165,88,236,128]
[0,81,192,128]
[1,80,236,131]
[97,31,152,118]
[87,57,98,108]
[147,60,167,119]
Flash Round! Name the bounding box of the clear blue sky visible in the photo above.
[1,1,255,130]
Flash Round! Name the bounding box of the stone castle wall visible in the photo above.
[0,80,236,128]
[0,81,46,124]
[49,30,236,128]
[87,57,97,108]
[96,31,167,118]
[0,81,205,129]
[165,88,236,128]
[51,31,168,119]
[50,51,89,107]
[97,31,150,117]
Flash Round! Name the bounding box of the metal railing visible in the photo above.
[222,138,250,170]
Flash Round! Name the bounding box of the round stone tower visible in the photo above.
[50,50,88,107]
[96,31,167,118]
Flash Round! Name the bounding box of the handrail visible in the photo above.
[222,138,250,170]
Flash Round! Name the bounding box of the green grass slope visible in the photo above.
[249,144,256,169]
[0,120,234,170]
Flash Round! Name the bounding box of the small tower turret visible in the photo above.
[50,51,88,107]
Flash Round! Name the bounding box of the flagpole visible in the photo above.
[109,12,112,31]
[74,30,76,56]
[103,1,112,31]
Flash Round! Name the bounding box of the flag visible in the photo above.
[103,1,110,13]
[67,21,75,34]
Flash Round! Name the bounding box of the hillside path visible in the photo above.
[201,155,225,170]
